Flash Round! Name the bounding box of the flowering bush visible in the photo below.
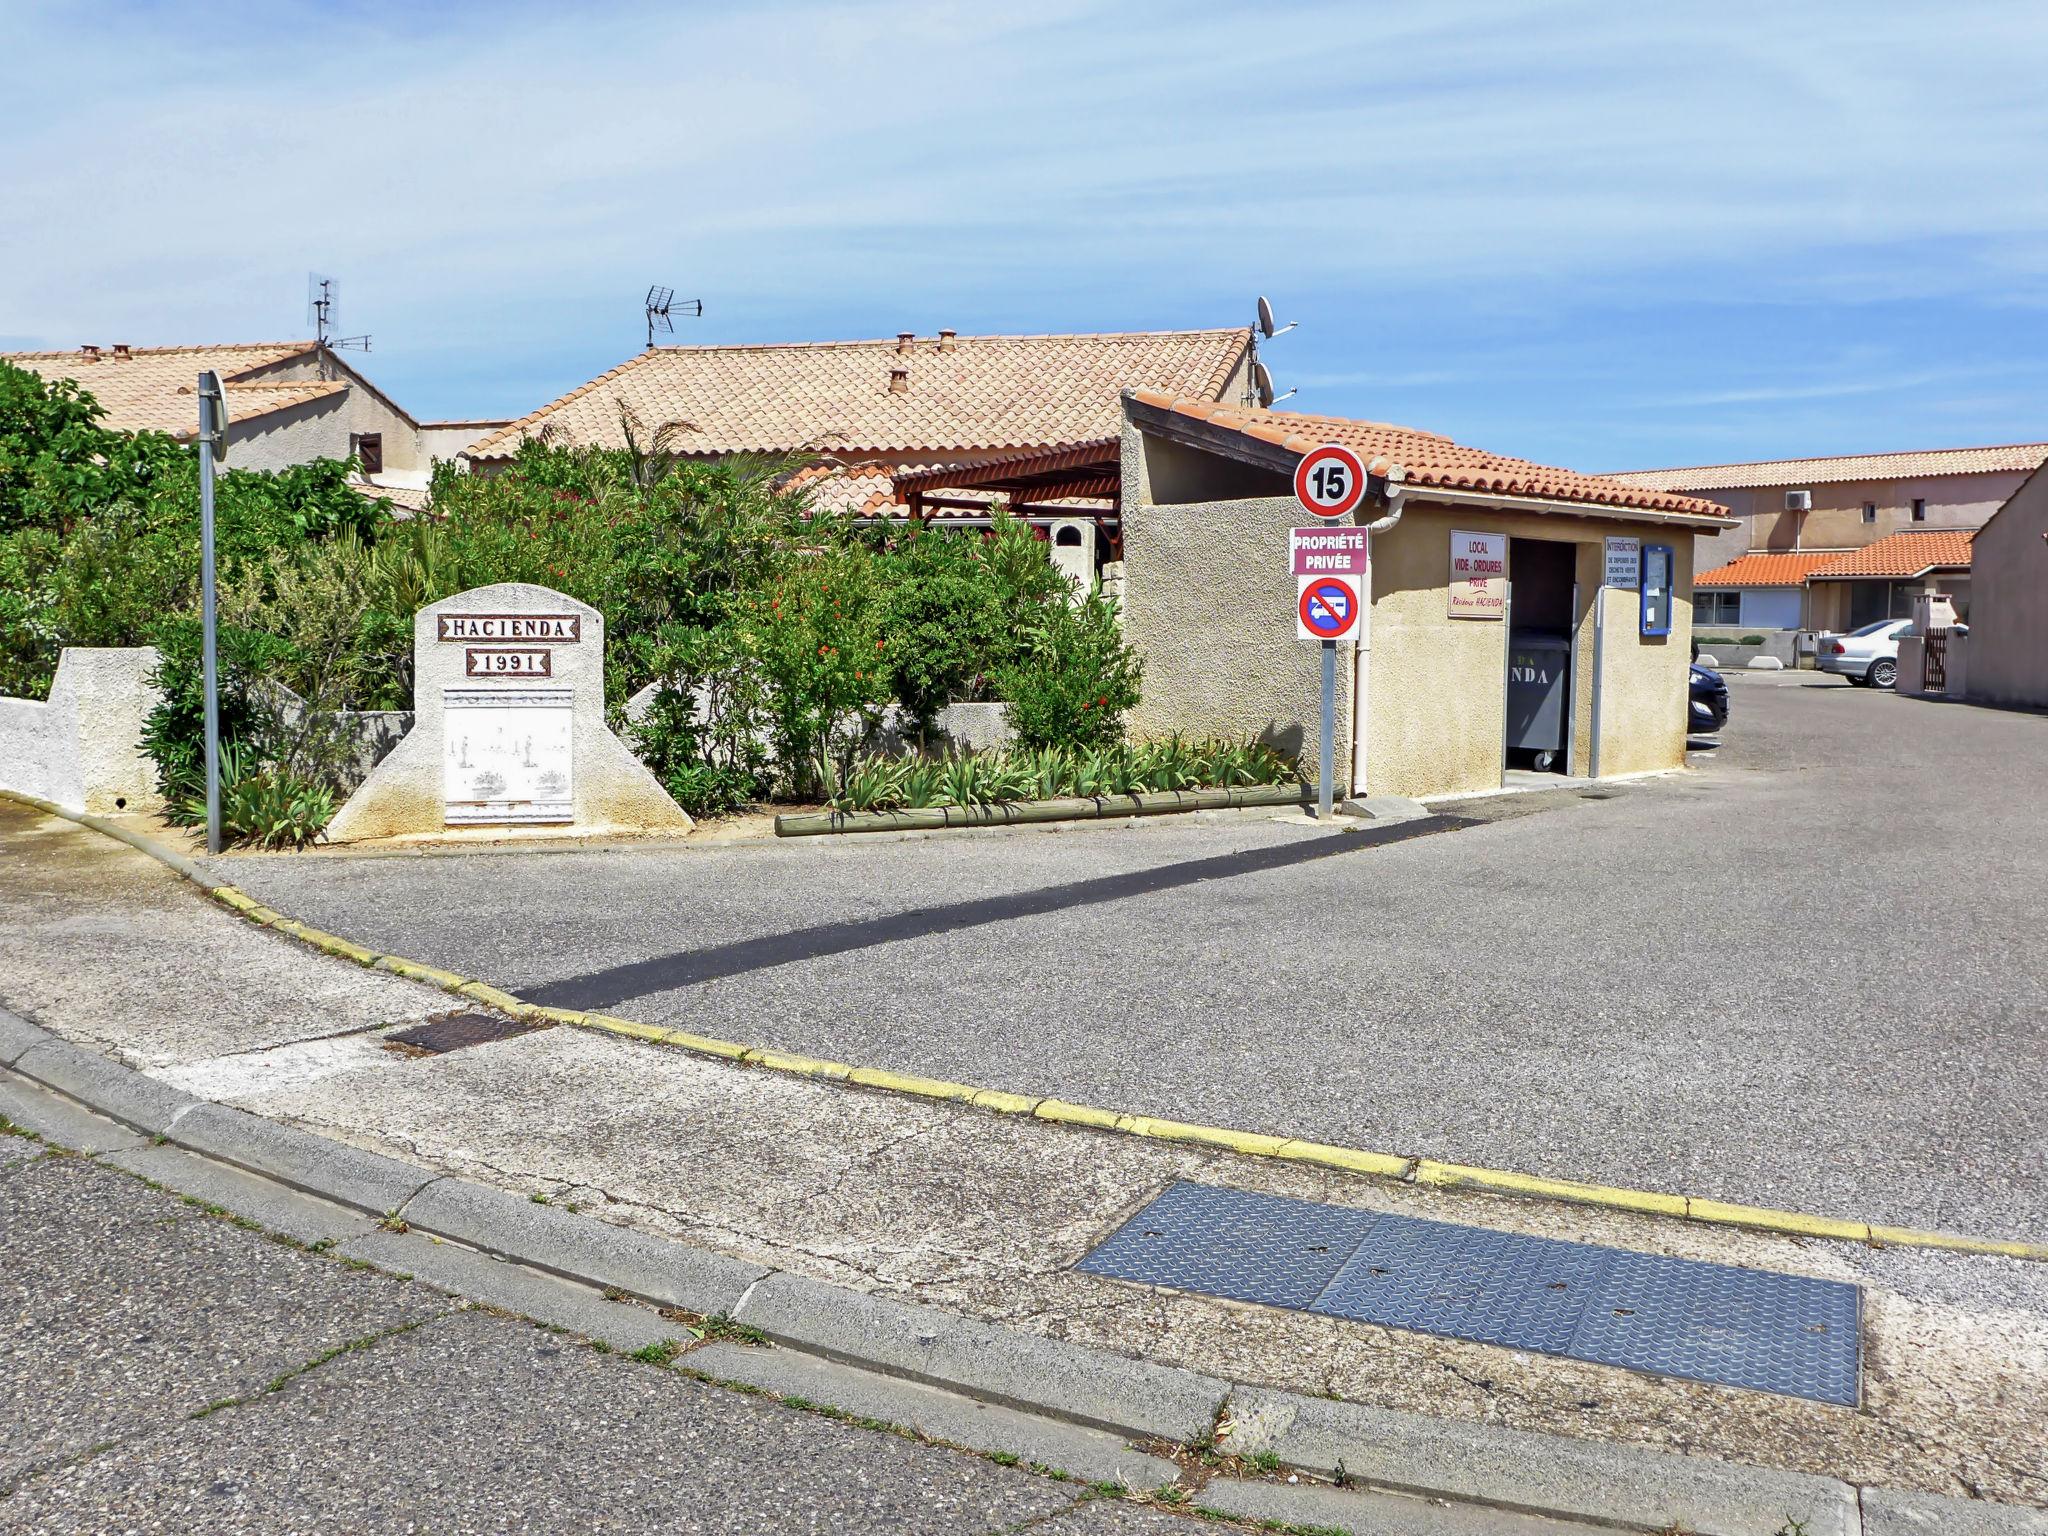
[996,591,1143,750]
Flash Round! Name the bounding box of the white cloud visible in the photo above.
[3,0,2045,425]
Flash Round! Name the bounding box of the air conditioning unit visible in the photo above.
[1785,490,1812,512]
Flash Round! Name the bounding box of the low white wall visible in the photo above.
[0,647,165,814]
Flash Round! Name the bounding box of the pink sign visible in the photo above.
[1290,525,1369,576]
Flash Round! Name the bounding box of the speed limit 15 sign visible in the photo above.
[1293,443,1369,520]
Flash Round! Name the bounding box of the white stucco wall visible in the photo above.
[0,647,165,814]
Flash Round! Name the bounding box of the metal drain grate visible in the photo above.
[385,1011,542,1056]
[1077,1182,1860,1405]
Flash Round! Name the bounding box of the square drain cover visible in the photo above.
[386,1011,541,1055]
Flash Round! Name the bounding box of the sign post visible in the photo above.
[195,371,228,854]
[1290,440,1370,820]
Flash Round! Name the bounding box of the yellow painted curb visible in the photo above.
[457,981,535,1017]
[579,1012,672,1046]
[1034,1098,1123,1132]
[9,785,2044,1266]
[970,1088,1043,1116]
[845,1066,980,1103]
[1274,1140,1415,1180]
[1415,1161,1689,1220]
[1869,1225,2048,1261]
[1687,1198,1873,1244]
[374,956,472,992]
[298,928,380,967]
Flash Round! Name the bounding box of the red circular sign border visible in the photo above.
[1298,576,1360,639]
[1293,443,1369,521]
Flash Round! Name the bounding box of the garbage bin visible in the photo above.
[1506,631,1570,770]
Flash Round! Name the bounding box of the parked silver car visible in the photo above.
[1817,617,1912,687]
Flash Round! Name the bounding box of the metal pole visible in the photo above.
[1590,582,1607,781]
[1499,583,1513,788]
[1565,580,1581,778]
[198,384,222,855]
[1318,638,1336,820]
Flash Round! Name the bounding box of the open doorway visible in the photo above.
[1505,537,1578,774]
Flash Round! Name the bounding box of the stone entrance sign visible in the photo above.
[325,583,690,841]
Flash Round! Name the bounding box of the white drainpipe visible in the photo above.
[1351,465,1407,796]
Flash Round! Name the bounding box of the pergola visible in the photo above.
[888,438,1120,524]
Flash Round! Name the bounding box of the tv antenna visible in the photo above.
[307,274,370,352]
[645,285,703,348]
[1246,294,1297,407]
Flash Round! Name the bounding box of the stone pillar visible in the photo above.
[325,583,690,841]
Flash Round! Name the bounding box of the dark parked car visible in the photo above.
[1689,661,1728,735]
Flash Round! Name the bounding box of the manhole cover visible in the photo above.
[385,1011,542,1056]
[1079,1181,1861,1405]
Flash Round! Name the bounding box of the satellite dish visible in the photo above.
[1254,360,1276,408]
[1257,295,1277,339]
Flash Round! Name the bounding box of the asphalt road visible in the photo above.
[224,679,2048,1242]
[0,1132,1200,1535]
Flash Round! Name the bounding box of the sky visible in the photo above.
[4,0,2047,471]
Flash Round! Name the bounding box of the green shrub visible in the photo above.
[660,763,759,820]
[827,738,1293,811]
[997,592,1143,751]
[177,743,334,850]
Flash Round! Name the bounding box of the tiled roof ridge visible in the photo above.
[464,348,670,458]
[1,340,315,362]
[1128,388,1729,521]
[1608,441,2048,480]
[630,326,1251,357]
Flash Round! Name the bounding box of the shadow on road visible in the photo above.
[526,815,1468,1010]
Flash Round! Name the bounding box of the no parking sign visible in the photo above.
[1296,574,1361,644]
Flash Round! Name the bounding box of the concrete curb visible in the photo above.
[2,1018,2042,1534]
[5,786,2043,1263]
[733,1272,1227,1445]
[773,783,1309,837]
[1222,1385,1857,1536]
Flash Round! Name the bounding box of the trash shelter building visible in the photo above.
[1117,391,1737,800]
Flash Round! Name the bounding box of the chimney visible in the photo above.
[79,344,100,361]
[937,329,956,353]
[112,343,131,360]
[896,331,915,355]
[888,366,910,395]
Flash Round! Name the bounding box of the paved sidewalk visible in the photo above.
[0,1134,1234,1536]
[3,801,2047,1510]
[212,682,2048,1241]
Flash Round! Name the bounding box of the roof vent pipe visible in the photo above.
[937,329,956,352]
[79,344,100,361]
[888,367,910,394]
[896,331,915,354]
[112,344,132,360]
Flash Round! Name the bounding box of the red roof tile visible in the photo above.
[1606,443,2048,492]
[465,329,1251,462]
[2,342,327,435]
[1129,391,1732,522]
[1806,529,1976,579]
[1694,552,1843,588]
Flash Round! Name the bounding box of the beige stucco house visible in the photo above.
[1607,443,2047,636]
[463,327,1256,575]
[1116,391,1734,801]
[2,341,508,514]
[1962,464,2048,709]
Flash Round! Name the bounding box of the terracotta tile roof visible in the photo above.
[1129,390,1732,522]
[785,463,906,518]
[1,342,328,436]
[1605,443,2048,493]
[1695,552,1842,588]
[463,329,1251,463]
[349,478,433,516]
[892,438,1121,505]
[1806,529,1976,579]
